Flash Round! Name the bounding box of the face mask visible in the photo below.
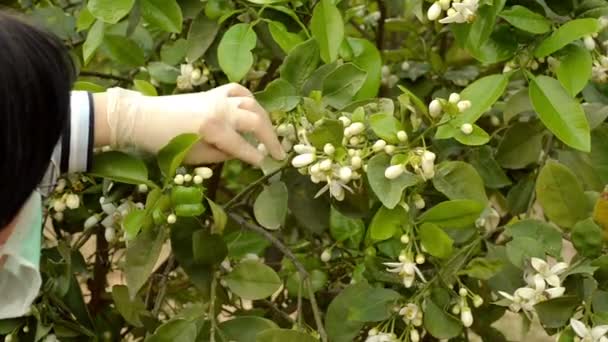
[0,192,42,319]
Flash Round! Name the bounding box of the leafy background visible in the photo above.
[1,0,608,341]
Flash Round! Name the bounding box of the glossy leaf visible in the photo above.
[253,181,288,230]
[419,200,485,229]
[419,223,454,259]
[218,23,257,82]
[556,44,592,96]
[88,0,135,24]
[256,329,317,342]
[125,227,166,298]
[83,20,104,65]
[432,161,488,204]
[186,13,219,62]
[310,0,344,63]
[256,79,300,112]
[499,5,551,34]
[224,260,282,300]
[157,133,200,181]
[140,0,183,33]
[102,35,145,67]
[369,206,407,241]
[90,151,149,185]
[535,18,600,58]
[322,63,367,109]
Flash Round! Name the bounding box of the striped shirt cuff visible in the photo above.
[62,91,95,174]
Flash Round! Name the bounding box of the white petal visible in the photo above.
[533,274,546,292]
[546,274,561,288]
[403,275,415,288]
[592,326,608,340]
[516,287,537,300]
[545,287,565,299]
[498,291,514,301]
[413,265,427,282]
[571,319,590,338]
[530,257,547,272]
[600,336,608,342]
[551,262,569,275]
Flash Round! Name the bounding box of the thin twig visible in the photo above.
[224,166,287,210]
[376,0,387,50]
[152,256,175,316]
[260,300,296,324]
[209,273,218,342]
[349,20,373,40]
[79,71,132,83]
[306,278,328,342]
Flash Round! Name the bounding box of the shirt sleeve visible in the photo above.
[39,91,95,195]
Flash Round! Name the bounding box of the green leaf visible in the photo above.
[367,154,420,209]
[504,88,533,123]
[322,63,367,109]
[330,207,364,247]
[253,181,288,230]
[284,170,330,234]
[369,113,402,144]
[325,283,377,342]
[256,79,300,112]
[535,18,600,58]
[280,39,320,91]
[529,75,590,151]
[140,0,183,33]
[157,133,200,181]
[186,13,219,63]
[453,124,491,146]
[133,79,158,96]
[432,161,488,204]
[192,230,228,264]
[148,62,180,84]
[499,6,552,34]
[496,122,544,169]
[147,319,198,342]
[505,237,545,268]
[218,23,257,82]
[225,231,270,259]
[285,270,328,300]
[170,218,213,296]
[469,146,512,189]
[90,151,149,185]
[77,8,96,32]
[73,81,106,93]
[419,200,485,229]
[256,329,318,342]
[88,0,135,24]
[211,317,278,342]
[535,296,581,329]
[591,125,608,185]
[556,44,592,96]
[123,210,147,240]
[207,199,227,234]
[126,227,166,299]
[310,0,344,63]
[102,35,145,67]
[507,219,563,257]
[507,175,536,215]
[424,298,463,339]
[435,74,509,138]
[160,39,187,65]
[459,257,504,280]
[307,119,344,149]
[111,285,145,327]
[572,218,603,258]
[224,260,282,300]
[419,223,454,259]
[369,206,407,241]
[346,287,401,321]
[348,37,382,100]
[83,20,104,65]
[536,161,589,228]
[268,20,304,54]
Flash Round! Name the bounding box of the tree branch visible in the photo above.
[79,71,132,83]
[152,256,175,316]
[376,0,387,50]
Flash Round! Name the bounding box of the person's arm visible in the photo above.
[91,84,285,166]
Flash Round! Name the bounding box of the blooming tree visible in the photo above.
[2,0,608,341]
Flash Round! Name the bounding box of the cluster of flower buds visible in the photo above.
[450,287,483,328]
[399,303,424,340]
[428,92,471,118]
[384,148,436,181]
[427,0,479,24]
[364,329,399,342]
[176,64,209,90]
[592,55,608,83]
[271,122,297,153]
[381,65,400,88]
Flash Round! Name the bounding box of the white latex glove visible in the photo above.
[104,83,285,166]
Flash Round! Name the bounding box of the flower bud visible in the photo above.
[167,214,177,224]
[55,179,67,193]
[461,307,474,327]
[451,304,460,315]
[397,130,408,142]
[338,116,351,127]
[400,234,410,244]
[323,143,335,155]
[373,139,387,152]
[349,136,360,145]
[65,194,80,210]
[384,145,396,154]
[174,174,184,185]
[460,123,473,135]
[104,227,116,242]
[191,68,202,81]
[294,144,316,154]
[490,115,501,126]
[339,166,353,182]
[439,0,451,10]
[53,212,64,222]
[415,254,425,265]
[401,61,410,71]
[457,100,472,112]
[53,199,67,213]
[414,195,425,209]
[427,2,442,21]
[84,215,99,229]
[410,329,420,342]
[351,156,363,169]
[138,184,149,193]
[292,153,316,168]
[195,167,213,179]
[348,122,365,136]
[321,249,332,262]
[381,65,391,77]
[385,164,405,179]
[276,123,288,136]
[193,175,203,184]
[449,93,461,104]
[584,35,596,50]
[429,99,442,117]
[184,174,192,183]
[473,295,484,308]
[368,328,378,336]
[320,159,333,171]
[459,288,468,297]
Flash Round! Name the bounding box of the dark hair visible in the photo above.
[0,12,75,228]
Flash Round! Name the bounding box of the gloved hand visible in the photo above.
[95,83,285,166]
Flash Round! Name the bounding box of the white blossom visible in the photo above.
[195,167,214,179]
[461,306,473,327]
[397,130,408,142]
[570,319,608,342]
[292,153,316,168]
[373,139,387,152]
[294,144,316,154]
[384,255,426,288]
[457,100,472,112]
[365,331,399,342]
[529,257,568,287]
[323,143,336,155]
[399,303,421,323]
[439,0,479,24]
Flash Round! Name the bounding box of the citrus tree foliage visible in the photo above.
[4,0,608,341]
